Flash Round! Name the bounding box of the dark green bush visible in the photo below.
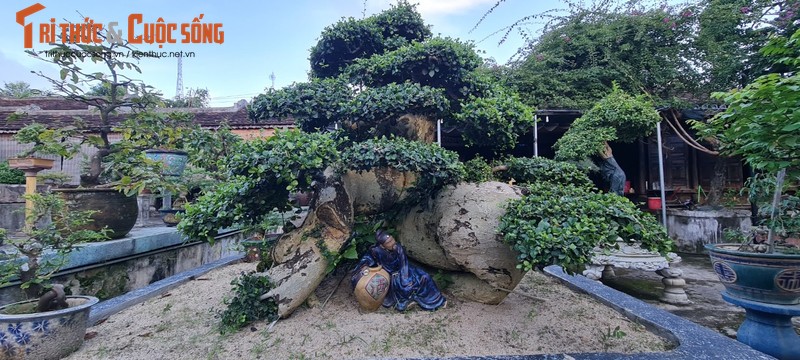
[218,271,278,334]
[0,161,25,184]
[495,156,593,188]
[555,85,661,161]
[463,156,494,183]
[179,130,340,241]
[499,183,672,273]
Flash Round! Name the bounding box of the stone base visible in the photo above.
[584,242,690,306]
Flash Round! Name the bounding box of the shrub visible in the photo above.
[339,136,465,206]
[495,156,593,188]
[218,272,278,334]
[463,156,494,183]
[498,183,672,273]
[555,85,661,161]
[0,161,25,184]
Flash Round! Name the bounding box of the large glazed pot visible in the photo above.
[0,295,98,360]
[53,188,138,239]
[706,243,800,305]
[145,150,188,177]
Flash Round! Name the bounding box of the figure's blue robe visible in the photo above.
[352,243,446,311]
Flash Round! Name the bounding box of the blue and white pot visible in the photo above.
[707,243,800,305]
[0,295,98,360]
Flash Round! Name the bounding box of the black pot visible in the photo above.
[53,188,138,239]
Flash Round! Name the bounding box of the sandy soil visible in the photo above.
[65,261,671,360]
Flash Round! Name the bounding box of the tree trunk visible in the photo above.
[261,175,354,318]
[706,158,727,207]
[80,149,108,187]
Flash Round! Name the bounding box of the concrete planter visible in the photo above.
[667,208,751,253]
[0,295,98,360]
[52,188,138,239]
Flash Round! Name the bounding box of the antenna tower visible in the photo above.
[269,72,276,89]
[176,55,184,99]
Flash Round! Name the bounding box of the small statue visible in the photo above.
[351,230,446,311]
[598,142,626,196]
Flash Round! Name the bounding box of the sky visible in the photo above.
[0,0,557,107]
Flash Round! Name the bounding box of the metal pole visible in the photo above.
[533,115,539,157]
[656,122,668,229]
[766,169,786,253]
[437,119,442,146]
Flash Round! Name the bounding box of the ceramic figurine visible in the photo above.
[351,230,446,311]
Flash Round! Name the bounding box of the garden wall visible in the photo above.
[0,227,245,304]
[0,184,49,234]
[666,208,751,253]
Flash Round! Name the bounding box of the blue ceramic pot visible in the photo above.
[145,150,188,177]
[0,295,98,360]
[706,243,800,305]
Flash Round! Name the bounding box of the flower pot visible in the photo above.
[647,197,662,210]
[144,150,188,177]
[706,243,800,305]
[52,188,138,239]
[0,295,98,360]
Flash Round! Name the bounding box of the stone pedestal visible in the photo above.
[583,241,690,305]
[722,291,800,360]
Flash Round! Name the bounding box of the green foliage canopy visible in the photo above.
[179,130,341,241]
[0,161,25,184]
[505,0,800,109]
[251,3,535,152]
[309,1,431,79]
[339,136,465,205]
[554,85,661,161]
[495,156,593,188]
[695,29,800,179]
[499,182,671,273]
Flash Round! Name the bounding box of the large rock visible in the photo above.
[397,182,527,302]
[397,202,461,271]
[436,182,526,291]
[342,168,417,216]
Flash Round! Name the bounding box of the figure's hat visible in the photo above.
[375,229,389,243]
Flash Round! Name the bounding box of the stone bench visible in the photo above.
[583,242,690,305]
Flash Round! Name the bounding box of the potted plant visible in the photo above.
[0,193,108,360]
[11,37,170,238]
[693,29,800,359]
[119,111,197,178]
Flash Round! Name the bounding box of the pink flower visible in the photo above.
[663,17,670,23]
[740,6,751,14]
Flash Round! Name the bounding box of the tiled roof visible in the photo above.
[0,97,294,133]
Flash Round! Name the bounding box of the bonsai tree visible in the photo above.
[250,2,534,153]
[0,193,108,307]
[694,28,800,251]
[16,31,163,187]
[553,85,662,194]
[180,3,671,330]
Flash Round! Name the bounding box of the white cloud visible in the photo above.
[364,0,496,17]
[414,0,497,16]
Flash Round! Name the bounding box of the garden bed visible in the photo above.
[66,261,672,359]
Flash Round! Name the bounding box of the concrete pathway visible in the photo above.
[603,253,799,338]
